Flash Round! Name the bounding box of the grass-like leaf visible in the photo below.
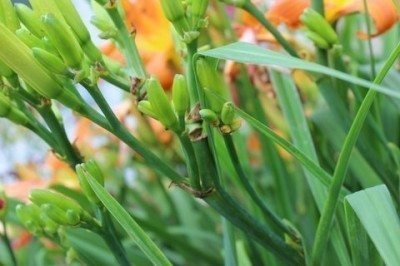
[345,185,400,266]
[85,174,172,266]
[199,42,399,98]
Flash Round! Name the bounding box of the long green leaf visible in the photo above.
[199,42,399,98]
[345,185,400,266]
[86,175,172,266]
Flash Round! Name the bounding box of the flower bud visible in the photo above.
[52,0,90,44]
[76,160,104,204]
[138,100,158,119]
[15,4,44,38]
[29,189,83,215]
[41,204,80,226]
[39,213,59,234]
[0,92,30,125]
[219,0,248,8]
[42,13,83,69]
[199,108,219,125]
[221,102,235,125]
[0,0,20,32]
[300,8,338,45]
[160,0,190,36]
[32,47,68,75]
[304,30,329,49]
[29,0,66,23]
[15,28,44,49]
[196,57,226,113]
[172,74,189,116]
[191,0,209,28]
[146,77,178,129]
[16,204,44,235]
[0,23,83,110]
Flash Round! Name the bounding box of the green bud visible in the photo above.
[29,0,66,23]
[300,8,338,45]
[219,0,248,7]
[305,30,329,49]
[0,23,83,110]
[159,0,190,37]
[52,0,90,44]
[172,74,189,116]
[138,100,158,119]
[146,77,178,129]
[15,28,44,49]
[42,13,83,69]
[39,213,59,235]
[41,204,80,226]
[191,0,209,28]
[76,160,104,204]
[29,189,83,215]
[16,204,43,234]
[15,4,44,37]
[196,57,226,113]
[0,0,20,32]
[0,92,30,125]
[221,102,235,125]
[32,48,68,75]
[199,108,219,125]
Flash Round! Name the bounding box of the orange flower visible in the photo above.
[103,0,181,88]
[267,0,399,37]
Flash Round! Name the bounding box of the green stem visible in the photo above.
[311,0,324,16]
[177,134,201,189]
[99,0,146,79]
[37,104,82,167]
[82,85,184,183]
[186,41,200,105]
[223,134,296,240]
[311,42,400,265]
[100,208,131,266]
[1,221,17,266]
[243,2,299,58]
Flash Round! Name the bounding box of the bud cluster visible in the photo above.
[15,189,95,236]
[138,75,189,133]
[300,8,339,49]
[159,0,209,43]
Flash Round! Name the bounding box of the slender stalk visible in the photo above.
[311,42,400,265]
[242,2,299,58]
[82,85,184,183]
[37,104,81,167]
[311,0,324,16]
[1,221,17,266]
[177,134,201,189]
[223,134,297,240]
[100,208,131,266]
[97,1,146,79]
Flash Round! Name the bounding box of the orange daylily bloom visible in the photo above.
[267,0,399,37]
[103,0,181,88]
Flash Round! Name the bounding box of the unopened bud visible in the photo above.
[15,28,44,48]
[146,77,178,129]
[191,0,209,28]
[0,92,30,125]
[305,30,329,49]
[29,189,83,215]
[138,100,158,119]
[300,8,338,45]
[159,0,190,37]
[41,204,80,226]
[32,48,68,75]
[42,13,83,69]
[172,74,189,116]
[0,0,20,31]
[196,57,226,113]
[15,4,44,37]
[76,160,104,204]
[221,102,235,125]
[199,108,219,125]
